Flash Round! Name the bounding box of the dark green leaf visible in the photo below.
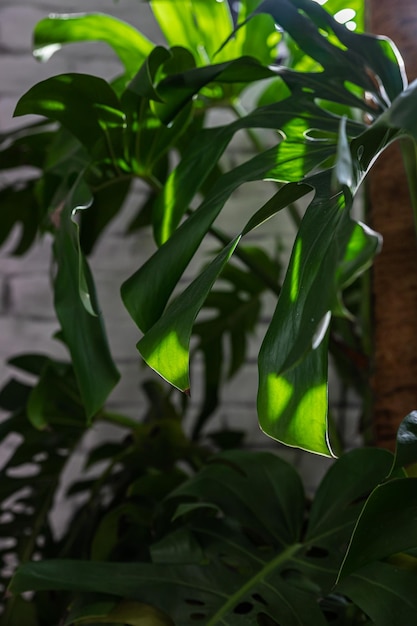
[14,74,126,165]
[336,561,417,626]
[53,178,120,418]
[338,477,417,579]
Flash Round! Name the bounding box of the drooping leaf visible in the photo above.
[34,13,154,79]
[14,74,126,166]
[52,177,120,418]
[138,237,241,392]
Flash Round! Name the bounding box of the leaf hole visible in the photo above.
[234,601,253,615]
[252,593,267,606]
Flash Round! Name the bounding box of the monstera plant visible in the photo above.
[3,0,417,623]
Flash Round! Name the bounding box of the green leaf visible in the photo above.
[336,561,417,626]
[150,0,234,65]
[138,237,241,393]
[338,477,417,580]
[307,447,393,542]
[79,178,132,254]
[11,448,396,624]
[0,183,41,255]
[34,13,154,79]
[257,175,351,455]
[155,56,275,124]
[53,177,120,418]
[14,74,126,164]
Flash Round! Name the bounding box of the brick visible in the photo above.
[0,234,53,274]
[0,6,46,53]
[8,274,54,320]
[1,54,71,97]
[0,317,65,361]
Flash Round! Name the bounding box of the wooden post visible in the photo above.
[367,1,417,448]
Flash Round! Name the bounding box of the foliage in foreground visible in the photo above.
[1,0,395,456]
[3,0,417,624]
[9,414,417,626]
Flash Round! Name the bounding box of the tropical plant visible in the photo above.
[1,0,371,452]
[4,0,417,623]
[9,413,417,626]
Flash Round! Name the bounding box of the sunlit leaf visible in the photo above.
[14,74,126,165]
[34,13,154,79]
[138,237,241,392]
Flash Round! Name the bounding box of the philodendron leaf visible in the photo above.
[34,13,154,79]
[150,0,236,65]
[53,177,119,418]
[121,0,413,456]
[11,448,403,624]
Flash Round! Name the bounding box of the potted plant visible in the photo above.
[2,0,417,623]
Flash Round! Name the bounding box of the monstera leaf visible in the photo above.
[120,0,411,455]
[7,0,417,454]
[12,444,417,625]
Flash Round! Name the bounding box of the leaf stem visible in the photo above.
[98,410,139,430]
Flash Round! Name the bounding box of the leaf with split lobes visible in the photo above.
[138,237,241,393]
[122,97,346,335]
[156,56,275,124]
[257,170,370,455]
[150,0,235,65]
[33,13,154,79]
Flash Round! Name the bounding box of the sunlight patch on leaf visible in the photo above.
[290,239,302,302]
[141,330,189,392]
[265,374,293,419]
[289,382,329,449]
